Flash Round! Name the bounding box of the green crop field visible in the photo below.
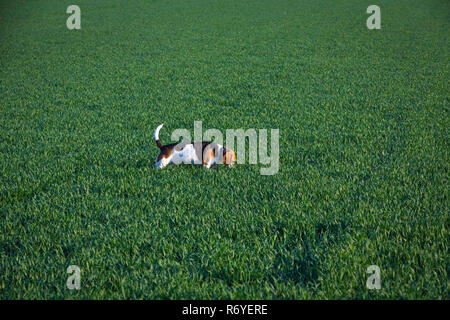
[0,0,448,299]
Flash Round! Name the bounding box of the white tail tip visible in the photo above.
[154,124,164,141]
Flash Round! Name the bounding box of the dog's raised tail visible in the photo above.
[154,123,164,149]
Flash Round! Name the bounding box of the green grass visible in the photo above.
[0,0,448,299]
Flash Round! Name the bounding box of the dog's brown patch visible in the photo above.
[156,144,174,161]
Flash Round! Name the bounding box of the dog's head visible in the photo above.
[222,147,236,166]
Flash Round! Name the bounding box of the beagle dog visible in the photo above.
[153,124,236,169]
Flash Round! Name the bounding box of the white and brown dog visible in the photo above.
[154,124,236,169]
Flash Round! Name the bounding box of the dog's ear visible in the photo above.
[222,148,236,165]
[203,147,216,166]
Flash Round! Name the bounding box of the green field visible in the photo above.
[0,0,448,299]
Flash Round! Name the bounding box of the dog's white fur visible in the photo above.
[155,144,226,169]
